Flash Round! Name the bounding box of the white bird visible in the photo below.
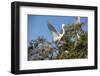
[65,50,69,54]
[48,22,65,42]
[77,33,80,39]
[75,16,81,24]
[74,32,81,47]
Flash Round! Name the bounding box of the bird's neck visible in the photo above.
[62,27,65,35]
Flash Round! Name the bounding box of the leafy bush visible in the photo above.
[28,23,88,60]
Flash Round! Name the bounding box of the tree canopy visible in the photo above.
[28,22,88,60]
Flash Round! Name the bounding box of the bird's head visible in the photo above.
[62,24,65,28]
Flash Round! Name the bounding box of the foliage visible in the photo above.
[28,23,88,60]
[28,36,59,60]
[57,23,88,59]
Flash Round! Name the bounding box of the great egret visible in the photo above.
[75,16,81,24]
[77,33,80,39]
[48,22,65,42]
[74,16,81,47]
[75,16,81,39]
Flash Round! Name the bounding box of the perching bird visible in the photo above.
[75,16,81,39]
[75,16,81,24]
[48,21,65,43]
[77,33,80,39]
[74,16,81,47]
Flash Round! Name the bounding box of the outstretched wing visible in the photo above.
[48,22,59,36]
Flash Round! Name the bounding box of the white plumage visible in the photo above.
[48,22,65,42]
[75,16,81,39]
[75,16,81,24]
[74,16,81,47]
[77,33,80,39]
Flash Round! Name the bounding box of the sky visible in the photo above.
[28,15,88,43]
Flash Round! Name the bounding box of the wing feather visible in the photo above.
[48,22,59,36]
